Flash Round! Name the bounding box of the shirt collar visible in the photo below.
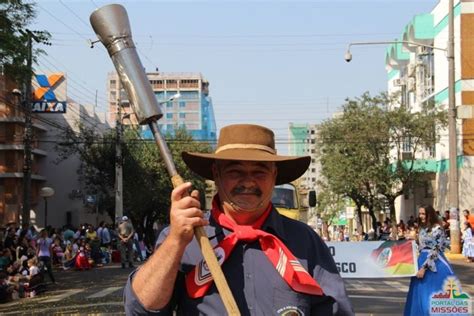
[208,203,288,243]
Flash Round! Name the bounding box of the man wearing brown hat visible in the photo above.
[124,124,353,315]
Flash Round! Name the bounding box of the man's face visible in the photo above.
[213,160,277,212]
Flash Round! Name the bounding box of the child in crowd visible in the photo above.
[462,222,474,263]
[75,246,91,270]
[52,238,64,266]
[63,243,76,270]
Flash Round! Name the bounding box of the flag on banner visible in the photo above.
[370,240,416,276]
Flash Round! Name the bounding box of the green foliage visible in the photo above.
[318,92,447,228]
[315,185,345,225]
[0,0,50,83]
[55,124,213,244]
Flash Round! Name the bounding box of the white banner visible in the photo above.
[326,240,418,278]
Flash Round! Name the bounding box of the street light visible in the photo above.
[39,187,54,228]
[158,92,181,106]
[344,40,448,63]
[344,0,459,253]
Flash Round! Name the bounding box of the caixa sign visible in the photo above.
[32,73,67,113]
[32,101,67,113]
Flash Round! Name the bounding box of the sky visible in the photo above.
[33,0,438,153]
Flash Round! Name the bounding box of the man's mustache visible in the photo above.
[231,186,262,196]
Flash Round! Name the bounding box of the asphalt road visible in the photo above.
[0,259,472,315]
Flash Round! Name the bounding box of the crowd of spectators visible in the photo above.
[340,207,474,251]
[0,220,151,303]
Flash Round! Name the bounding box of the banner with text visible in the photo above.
[326,240,418,278]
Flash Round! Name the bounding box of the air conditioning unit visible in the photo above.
[418,46,431,55]
[393,78,406,86]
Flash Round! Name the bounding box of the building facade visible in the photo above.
[0,76,47,225]
[107,72,216,142]
[288,123,320,191]
[0,73,110,228]
[386,0,474,221]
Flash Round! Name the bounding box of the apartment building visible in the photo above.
[107,72,216,142]
[0,73,110,228]
[288,123,321,191]
[386,0,474,220]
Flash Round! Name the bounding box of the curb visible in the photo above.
[445,252,466,261]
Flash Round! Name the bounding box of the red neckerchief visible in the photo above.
[185,196,324,298]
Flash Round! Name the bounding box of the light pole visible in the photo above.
[345,1,460,252]
[114,92,181,223]
[40,187,54,228]
[344,40,448,63]
[114,107,131,222]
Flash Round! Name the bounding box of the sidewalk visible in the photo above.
[445,251,468,261]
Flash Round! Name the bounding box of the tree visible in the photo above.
[318,92,447,234]
[0,0,50,84]
[314,185,345,241]
[55,124,213,246]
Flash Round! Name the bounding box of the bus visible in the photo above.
[271,183,308,221]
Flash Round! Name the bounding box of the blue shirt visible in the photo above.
[124,207,353,315]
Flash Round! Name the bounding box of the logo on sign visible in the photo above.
[430,277,472,315]
[32,73,67,113]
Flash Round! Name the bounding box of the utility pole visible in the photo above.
[447,0,461,254]
[115,99,124,222]
[21,30,35,226]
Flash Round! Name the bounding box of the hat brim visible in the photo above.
[182,149,310,185]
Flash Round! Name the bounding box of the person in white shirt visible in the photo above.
[36,229,55,284]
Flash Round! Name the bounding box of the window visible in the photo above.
[402,136,412,152]
[166,113,173,119]
[179,113,186,119]
[155,91,165,100]
[166,102,173,108]
[167,124,173,131]
[180,91,199,99]
[179,101,186,108]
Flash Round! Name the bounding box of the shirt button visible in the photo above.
[246,273,252,279]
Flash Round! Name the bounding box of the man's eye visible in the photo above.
[226,170,241,177]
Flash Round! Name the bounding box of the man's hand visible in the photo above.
[168,182,209,247]
[416,267,426,279]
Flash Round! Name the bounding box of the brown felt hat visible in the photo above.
[182,124,310,185]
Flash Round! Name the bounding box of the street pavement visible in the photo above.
[0,263,131,315]
[0,259,472,315]
[348,259,474,316]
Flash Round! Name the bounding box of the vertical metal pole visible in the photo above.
[115,99,124,221]
[44,197,47,228]
[22,30,33,226]
[447,0,461,253]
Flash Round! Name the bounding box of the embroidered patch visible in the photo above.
[277,305,305,316]
[194,247,225,286]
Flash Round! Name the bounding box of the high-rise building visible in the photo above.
[288,123,320,191]
[107,72,216,142]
